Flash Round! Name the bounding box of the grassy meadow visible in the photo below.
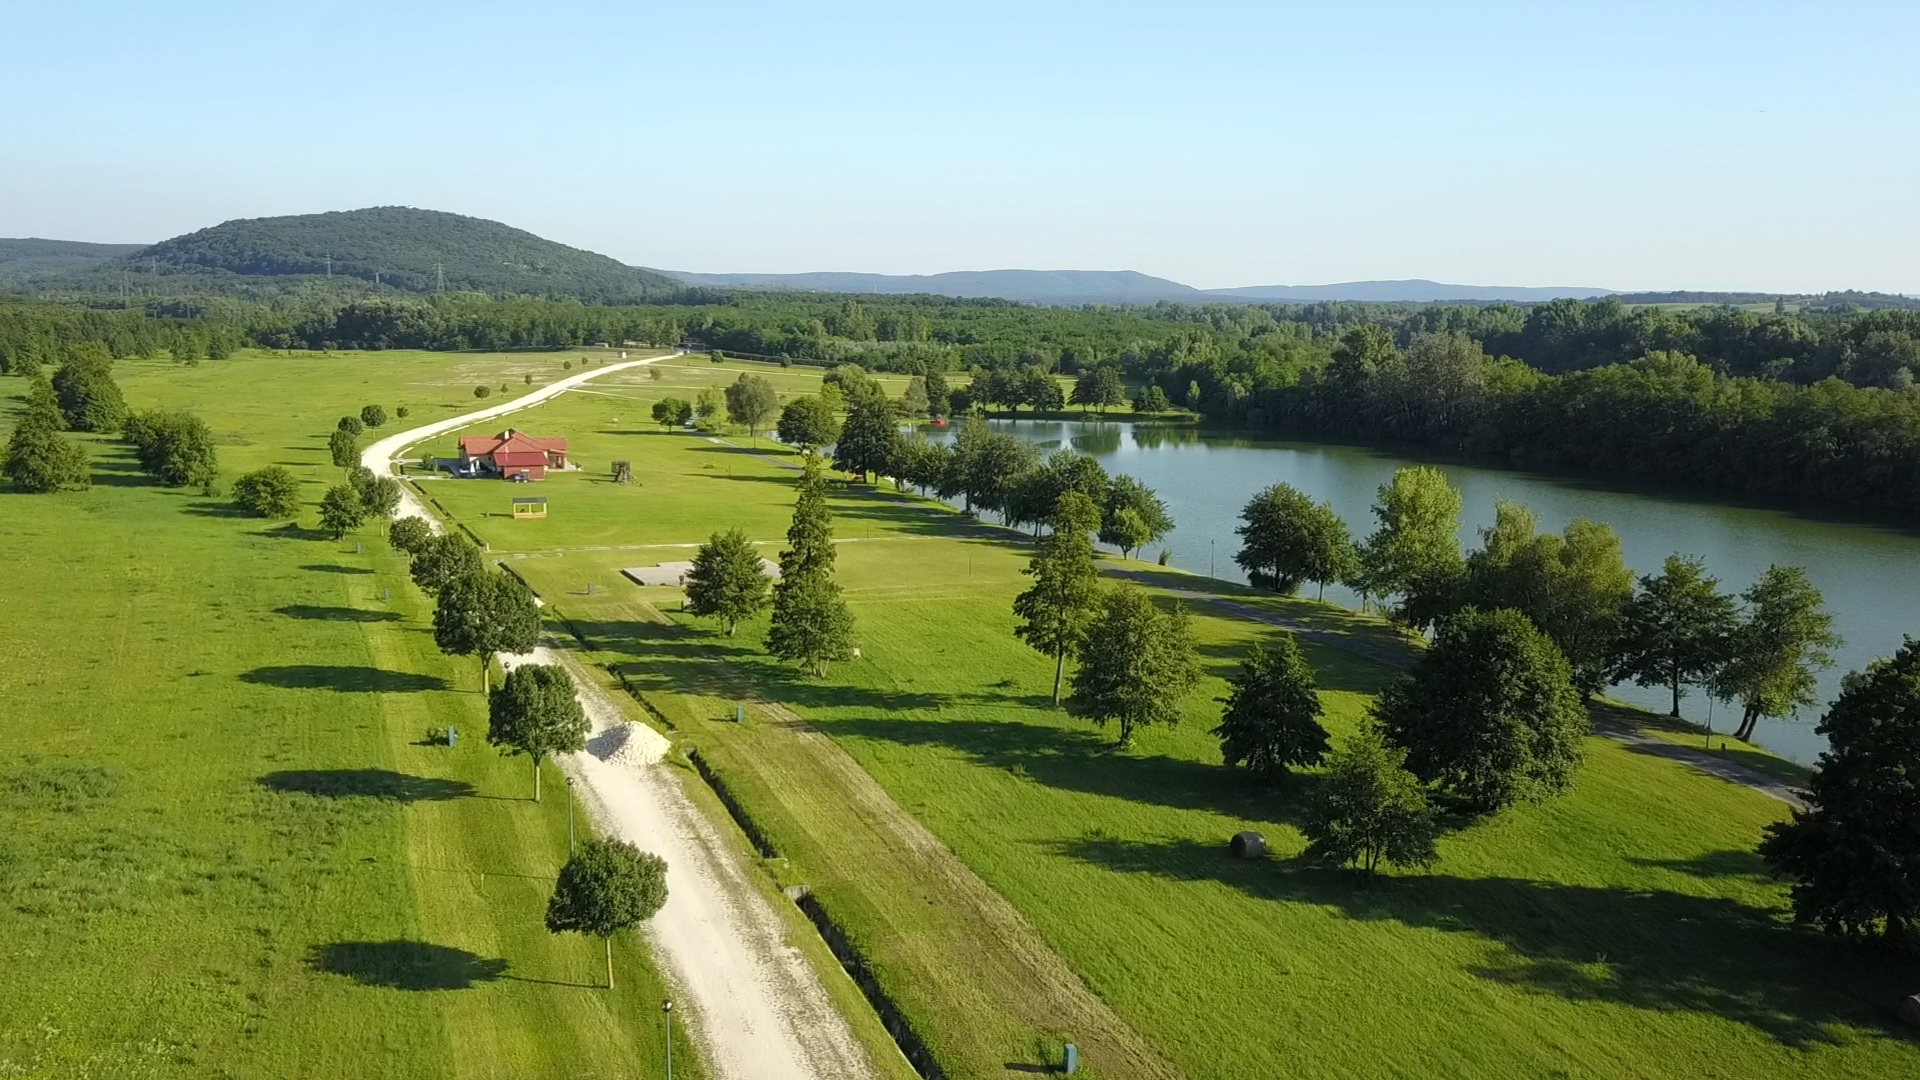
[0,349,702,1079]
[448,363,1920,1080]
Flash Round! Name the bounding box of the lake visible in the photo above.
[943,419,1920,765]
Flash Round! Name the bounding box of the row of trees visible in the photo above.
[1235,467,1840,736]
[3,376,91,491]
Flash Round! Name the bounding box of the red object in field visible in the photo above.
[932,418,948,427]
[850,472,867,483]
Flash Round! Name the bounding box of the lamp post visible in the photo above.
[1209,538,1215,579]
[663,999,674,1080]
[566,776,576,856]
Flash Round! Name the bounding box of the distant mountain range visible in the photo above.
[657,268,1616,305]
[9,208,679,302]
[0,238,146,282]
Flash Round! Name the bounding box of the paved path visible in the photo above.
[1108,569,1807,809]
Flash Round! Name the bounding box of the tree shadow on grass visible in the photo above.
[1052,836,1917,1050]
[308,941,506,990]
[240,666,446,692]
[299,563,373,574]
[260,769,475,801]
[830,715,1314,827]
[274,605,401,623]
[182,501,255,520]
[1629,849,1773,881]
[255,523,333,541]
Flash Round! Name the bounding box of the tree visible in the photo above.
[724,373,779,437]
[1072,366,1127,416]
[232,465,301,518]
[360,404,387,428]
[1302,728,1440,876]
[1021,366,1065,411]
[822,363,875,401]
[1014,492,1104,705]
[1133,385,1171,414]
[474,385,492,399]
[329,428,359,468]
[396,406,410,420]
[651,397,692,429]
[685,528,772,635]
[409,532,485,594]
[776,394,840,449]
[922,369,951,418]
[346,465,401,518]
[1234,483,1358,598]
[1461,502,1634,694]
[1612,554,1738,716]
[389,515,434,555]
[488,662,588,802]
[546,838,669,988]
[1068,586,1201,748]
[3,399,90,493]
[767,454,855,676]
[318,483,366,539]
[694,387,722,419]
[52,352,126,432]
[1098,474,1174,560]
[1213,635,1329,778]
[1714,566,1840,742]
[893,437,950,495]
[899,376,930,418]
[1374,607,1587,812]
[966,432,1040,523]
[1356,466,1464,629]
[337,415,365,436]
[833,389,900,480]
[1759,641,1920,946]
[434,568,541,693]
[122,409,218,488]
[1008,451,1108,534]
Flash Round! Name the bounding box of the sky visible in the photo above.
[4,1,1917,292]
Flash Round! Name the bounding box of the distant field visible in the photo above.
[0,349,699,1079]
[436,366,1920,1080]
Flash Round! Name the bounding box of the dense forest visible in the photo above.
[5,287,1920,517]
[31,208,684,305]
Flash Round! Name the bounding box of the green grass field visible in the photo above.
[0,349,702,1079]
[446,366,1920,1080]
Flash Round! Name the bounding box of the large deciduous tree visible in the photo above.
[832,388,900,480]
[1213,634,1329,778]
[724,373,780,437]
[685,528,772,635]
[1375,607,1587,812]
[1302,727,1440,876]
[1356,466,1464,628]
[1071,366,1127,416]
[52,349,127,432]
[546,839,669,988]
[409,533,485,594]
[388,515,434,555]
[433,568,541,693]
[1759,641,1920,946]
[317,483,366,539]
[1714,565,1840,742]
[488,662,589,802]
[123,409,218,488]
[776,394,840,449]
[1461,502,1634,694]
[651,397,693,429]
[1068,586,1201,748]
[1235,482,1358,598]
[1013,492,1104,706]
[1099,474,1173,561]
[1612,554,1738,716]
[328,427,359,468]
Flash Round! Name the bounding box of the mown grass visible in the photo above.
[0,349,701,1079]
[458,369,1920,1080]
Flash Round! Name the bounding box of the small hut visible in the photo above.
[1229,831,1268,859]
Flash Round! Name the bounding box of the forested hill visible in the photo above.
[0,238,145,283]
[39,207,682,304]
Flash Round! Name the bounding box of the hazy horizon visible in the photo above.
[5,1,1917,294]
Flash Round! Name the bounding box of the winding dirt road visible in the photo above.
[367,353,882,1080]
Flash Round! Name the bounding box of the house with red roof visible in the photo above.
[456,428,570,480]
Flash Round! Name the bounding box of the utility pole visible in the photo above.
[566,776,576,855]
[663,1000,674,1080]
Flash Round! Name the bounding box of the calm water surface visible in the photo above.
[950,420,1920,765]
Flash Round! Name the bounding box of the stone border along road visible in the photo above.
[365,352,886,1080]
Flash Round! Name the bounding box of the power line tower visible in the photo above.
[435,262,445,293]
[325,255,332,278]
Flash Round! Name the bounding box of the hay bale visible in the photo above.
[1230,831,1268,859]
[1899,993,1920,1028]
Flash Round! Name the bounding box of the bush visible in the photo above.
[123,408,218,487]
[474,385,492,399]
[337,415,364,436]
[232,465,302,518]
[360,404,387,428]
[396,406,410,419]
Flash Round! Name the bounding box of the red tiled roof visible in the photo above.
[493,451,549,468]
[459,429,568,458]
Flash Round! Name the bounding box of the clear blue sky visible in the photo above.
[5,1,1917,291]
